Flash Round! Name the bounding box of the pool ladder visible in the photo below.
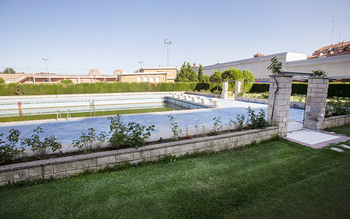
[56,109,71,120]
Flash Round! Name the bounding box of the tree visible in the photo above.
[175,62,198,82]
[267,57,283,74]
[209,70,222,91]
[242,69,255,92]
[202,75,210,83]
[198,64,204,82]
[2,67,16,74]
[222,68,243,93]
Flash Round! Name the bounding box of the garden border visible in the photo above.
[323,114,350,129]
[0,126,279,185]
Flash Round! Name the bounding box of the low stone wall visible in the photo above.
[0,126,279,185]
[323,114,350,129]
[236,97,306,109]
[236,97,268,104]
[185,91,221,98]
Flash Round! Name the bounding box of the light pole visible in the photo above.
[164,38,172,67]
[42,58,49,73]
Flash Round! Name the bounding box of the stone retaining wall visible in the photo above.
[236,97,269,104]
[323,114,350,129]
[236,96,306,109]
[0,127,279,185]
[185,91,221,98]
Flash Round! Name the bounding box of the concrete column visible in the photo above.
[304,77,329,130]
[235,80,241,99]
[267,75,293,137]
[222,81,229,99]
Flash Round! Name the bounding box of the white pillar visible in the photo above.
[235,80,242,99]
[222,81,229,99]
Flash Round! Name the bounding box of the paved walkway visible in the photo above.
[285,130,350,149]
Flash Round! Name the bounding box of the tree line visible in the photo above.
[175,62,255,92]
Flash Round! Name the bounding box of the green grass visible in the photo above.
[1,138,350,218]
[325,123,350,137]
[0,107,173,123]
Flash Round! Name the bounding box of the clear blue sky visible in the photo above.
[1,0,349,75]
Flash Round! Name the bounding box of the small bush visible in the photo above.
[60,79,73,85]
[326,99,350,117]
[72,128,107,153]
[247,107,269,129]
[21,126,62,160]
[108,115,155,148]
[0,129,24,164]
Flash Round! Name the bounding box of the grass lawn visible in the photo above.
[0,107,173,123]
[325,123,350,137]
[1,136,350,218]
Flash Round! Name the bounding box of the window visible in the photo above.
[150,77,154,82]
[156,77,160,82]
[43,80,49,83]
[137,77,141,82]
[144,77,148,82]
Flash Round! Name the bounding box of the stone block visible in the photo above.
[97,156,116,166]
[51,172,67,179]
[66,169,84,177]
[44,165,54,175]
[180,144,195,152]
[133,151,151,160]
[116,153,133,163]
[54,162,76,173]
[2,169,29,182]
[194,142,208,150]
[76,159,97,169]
[29,166,42,177]
[167,146,181,154]
[150,148,167,157]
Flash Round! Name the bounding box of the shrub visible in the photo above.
[168,115,182,140]
[72,128,107,153]
[0,78,5,84]
[21,126,62,160]
[0,129,24,164]
[249,83,269,93]
[247,107,269,129]
[326,99,350,117]
[108,115,155,148]
[60,79,73,85]
[232,114,247,131]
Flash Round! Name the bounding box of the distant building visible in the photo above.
[117,67,177,83]
[0,67,178,84]
[193,41,350,82]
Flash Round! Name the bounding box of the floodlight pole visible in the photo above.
[42,58,49,73]
[164,38,172,67]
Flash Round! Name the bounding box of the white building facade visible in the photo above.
[194,52,350,82]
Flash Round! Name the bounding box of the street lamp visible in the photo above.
[42,58,49,73]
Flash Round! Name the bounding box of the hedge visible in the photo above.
[2,81,347,97]
[248,82,350,98]
[0,82,229,96]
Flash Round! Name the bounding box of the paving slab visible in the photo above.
[285,130,350,149]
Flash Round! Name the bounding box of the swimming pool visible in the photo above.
[0,93,213,117]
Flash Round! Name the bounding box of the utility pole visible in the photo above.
[164,38,172,67]
[331,21,334,45]
[42,58,49,73]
